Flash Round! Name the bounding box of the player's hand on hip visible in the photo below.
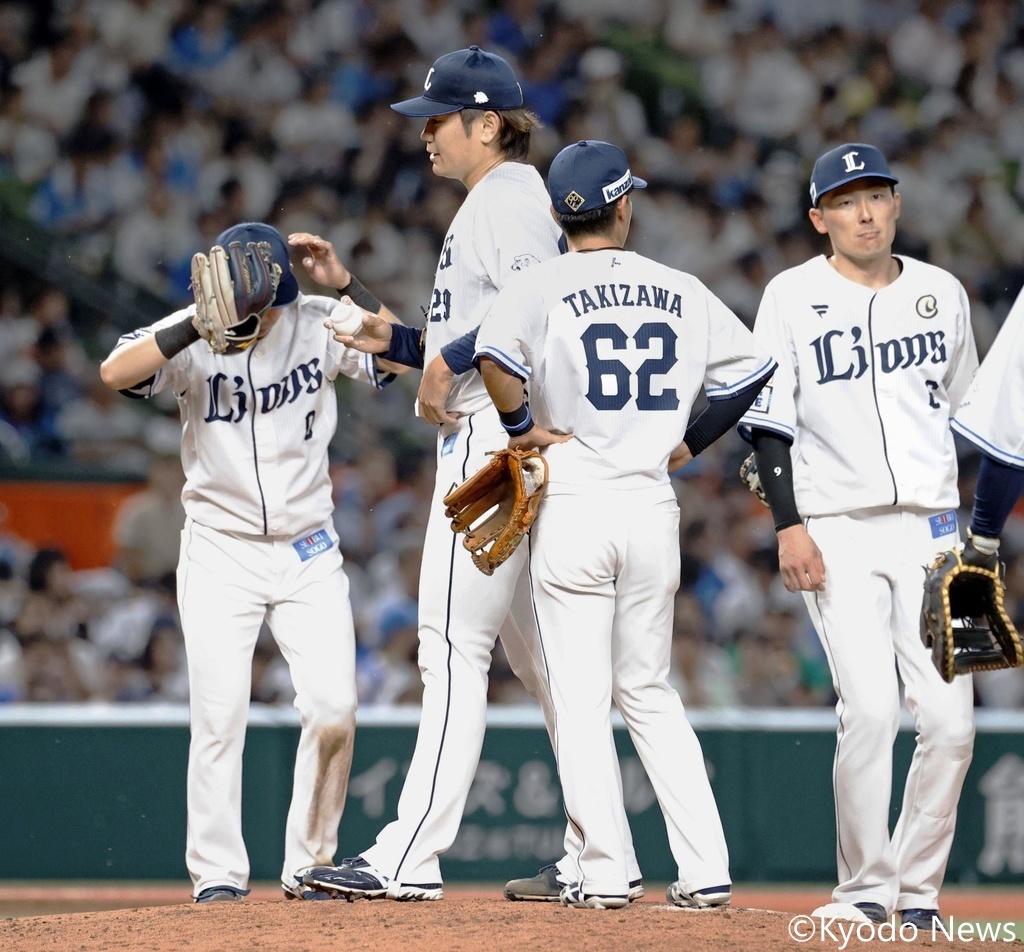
[508,426,572,451]
[776,524,826,592]
[324,306,393,353]
[288,232,350,288]
[668,441,694,472]
[418,354,459,425]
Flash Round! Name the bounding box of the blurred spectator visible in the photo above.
[139,613,189,701]
[668,593,739,708]
[12,548,107,701]
[55,374,149,472]
[251,630,296,705]
[110,453,185,584]
[0,359,64,461]
[34,325,84,417]
[570,46,649,146]
[356,532,422,704]
[731,607,832,707]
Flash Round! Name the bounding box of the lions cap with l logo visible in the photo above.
[390,45,523,117]
[809,143,899,207]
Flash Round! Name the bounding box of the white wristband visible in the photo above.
[967,528,1000,555]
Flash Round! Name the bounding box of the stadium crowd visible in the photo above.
[1,0,1023,708]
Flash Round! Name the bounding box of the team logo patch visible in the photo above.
[511,254,539,271]
[749,385,772,413]
[916,295,938,318]
[564,191,585,212]
[928,510,958,539]
[293,529,333,561]
[441,432,459,457]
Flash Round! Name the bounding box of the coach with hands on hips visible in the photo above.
[739,144,978,930]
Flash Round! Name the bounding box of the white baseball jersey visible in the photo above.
[114,294,387,535]
[423,161,562,416]
[952,285,1024,467]
[738,255,978,517]
[476,248,776,493]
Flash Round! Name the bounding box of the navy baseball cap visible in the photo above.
[809,143,898,206]
[547,140,647,215]
[390,45,523,117]
[215,222,299,307]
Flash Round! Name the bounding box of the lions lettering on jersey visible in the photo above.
[205,358,324,423]
[810,327,947,384]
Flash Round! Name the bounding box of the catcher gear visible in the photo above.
[739,453,769,508]
[191,241,282,354]
[443,448,548,576]
[920,535,1023,682]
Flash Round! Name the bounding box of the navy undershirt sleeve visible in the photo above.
[971,453,1024,539]
[441,328,479,374]
[683,377,768,457]
[751,429,802,531]
[383,323,425,369]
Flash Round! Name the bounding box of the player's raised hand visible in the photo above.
[507,426,572,451]
[776,524,826,592]
[417,354,459,425]
[288,232,350,289]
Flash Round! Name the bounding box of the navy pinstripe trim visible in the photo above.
[244,344,268,534]
[951,419,1024,469]
[392,415,477,883]
[866,296,898,505]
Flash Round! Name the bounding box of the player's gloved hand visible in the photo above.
[739,453,769,507]
[289,232,350,289]
[418,354,458,425]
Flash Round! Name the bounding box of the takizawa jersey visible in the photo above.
[114,294,388,535]
[423,161,562,417]
[952,285,1024,468]
[476,249,776,493]
[738,255,978,517]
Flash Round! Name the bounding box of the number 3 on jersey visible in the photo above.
[583,322,680,410]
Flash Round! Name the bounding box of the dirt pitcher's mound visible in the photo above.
[0,898,1015,952]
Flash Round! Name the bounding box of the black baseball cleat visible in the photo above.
[303,857,442,901]
[901,908,943,930]
[504,864,643,902]
[194,885,246,903]
[853,902,888,923]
